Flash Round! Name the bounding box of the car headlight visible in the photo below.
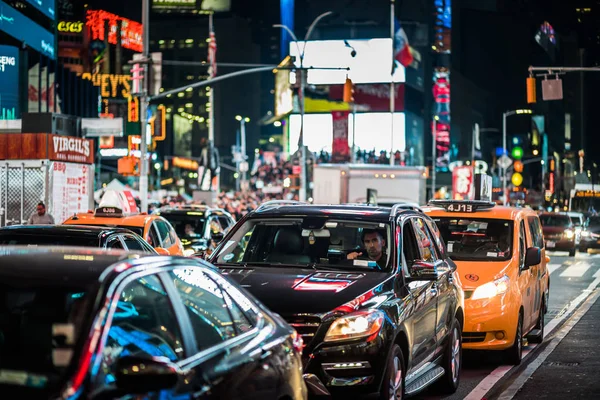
[471,275,510,300]
[582,231,590,237]
[564,229,574,239]
[324,309,384,342]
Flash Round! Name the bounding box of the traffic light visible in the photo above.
[513,160,524,173]
[512,146,523,160]
[152,105,167,141]
[343,77,354,103]
[511,172,523,187]
[526,76,536,104]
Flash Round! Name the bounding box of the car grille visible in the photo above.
[462,332,486,343]
[283,314,322,347]
[545,233,563,241]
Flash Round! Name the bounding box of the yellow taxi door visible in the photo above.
[516,219,534,330]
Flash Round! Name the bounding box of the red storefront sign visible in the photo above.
[0,133,94,164]
[86,10,143,52]
[329,83,405,112]
[331,111,350,162]
[452,165,474,200]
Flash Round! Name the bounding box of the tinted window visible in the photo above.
[159,213,206,238]
[425,218,447,257]
[121,235,145,251]
[0,232,99,247]
[155,220,173,247]
[540,214,571,227]
[411,218,438,262]
[208,271,260,326]
[101,275,185,375]
[433,218,513,261]
[519,221,527,266]
[147,225,161,248]
[169,268,238,350]
[106,236,124,249]
[218,216,233,229]
[527,216,544,248]
[0,285,91,388]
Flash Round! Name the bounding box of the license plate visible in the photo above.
[546,241,555,248]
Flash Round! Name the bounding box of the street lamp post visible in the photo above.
[235,115,250,192]
[502,109,532,205]
[274,11,333,202]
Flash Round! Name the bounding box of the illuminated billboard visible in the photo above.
[289,39,405,85]
[0,45,19,120]
[152,0,231,12]
[23,0,56,20]
[288,112,405,155]
[0,0,55,59]
[86,10,143,52]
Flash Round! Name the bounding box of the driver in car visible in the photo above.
[347,229,388,270]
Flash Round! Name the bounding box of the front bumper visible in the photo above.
[545,239,575,252]
[463,297,519,350]
[579,237,600,251]
[303,334,389,396]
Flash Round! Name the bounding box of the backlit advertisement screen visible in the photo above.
[23,0,56,20]
[0,0,55,59]
[288,113,405,154]
[290,39,405,85]
[86,10,143,52]
[0,45,19,120]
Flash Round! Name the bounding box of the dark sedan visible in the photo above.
[579,216,600,253]
[540,213,576,256]
[0,247,307,400]
[0,225,156,252]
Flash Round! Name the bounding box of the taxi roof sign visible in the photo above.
[428,200,496,213]
[95,190,139,217]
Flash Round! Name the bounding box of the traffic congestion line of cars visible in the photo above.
[0,189,557,399]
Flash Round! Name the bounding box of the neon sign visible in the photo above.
[58,21,84,33]
[86,10,143,52]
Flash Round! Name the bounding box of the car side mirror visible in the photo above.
[407,260,438,281]
[115,355,181,393]
[545,255,551,264]
[525,247,541,268]
[155,247,170,256]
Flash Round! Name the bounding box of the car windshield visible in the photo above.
[159,214,206,238]
[0,233,99,247]
[0,285,92,396]
[432,218,513,261]
[213,217,392,271]
[569,215,583,226]
[540,214,571,227]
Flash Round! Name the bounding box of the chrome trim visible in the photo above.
[322,361,372,370]
[327,375,374,386]
[303,373,331,396]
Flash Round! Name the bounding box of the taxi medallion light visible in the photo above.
[471,275,510,300]
[324,309,384,342]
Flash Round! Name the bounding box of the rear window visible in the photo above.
[0,233,99,247]
[540,215,571,227]
[432,218,513,261]
[119,226,144,237]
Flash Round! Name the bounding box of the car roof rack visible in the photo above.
[255,200,308,212]
[390,202,424,217]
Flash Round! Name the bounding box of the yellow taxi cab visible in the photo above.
[63,191,184,256]
[422,200,550,365]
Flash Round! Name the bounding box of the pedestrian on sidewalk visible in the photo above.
[27,202,55,225]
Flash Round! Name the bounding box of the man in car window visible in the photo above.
[347,229,387,269]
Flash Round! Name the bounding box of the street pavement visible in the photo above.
[414,251,600,400]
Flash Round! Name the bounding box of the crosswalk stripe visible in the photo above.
[594,268,600,279]
[559,261,592,278]
[548,263,562,275]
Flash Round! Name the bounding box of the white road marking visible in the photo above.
[559,261,591,278]
[594,268,600,279]
[547,263,562,275]
[463,266,600,400]
[497,290,600,400]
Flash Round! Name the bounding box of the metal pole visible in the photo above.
[432,119,437,199]
[299,66,307,202]
[139,0,150,213]
[389,0,395,166]
[208,13,218,196]
[241,119,247,192]
[502,111,507,206]
[351,104,356,163]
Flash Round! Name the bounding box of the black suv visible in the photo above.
[153,204,235,256]
[210,201,464,399]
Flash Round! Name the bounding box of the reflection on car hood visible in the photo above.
[219,266,389,315]
[452,260,511,290]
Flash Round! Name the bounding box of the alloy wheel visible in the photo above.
[389,355,403,400]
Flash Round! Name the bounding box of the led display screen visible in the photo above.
[23,0,56,20]
[0,0,55,59]
[288,112,405,154]
[0,45,19,120]
[289,39,405,85]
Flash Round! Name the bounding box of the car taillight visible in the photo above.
[292,329,304,354]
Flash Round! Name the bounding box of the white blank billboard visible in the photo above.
[290,39,405,85]
[289,112,406,154]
